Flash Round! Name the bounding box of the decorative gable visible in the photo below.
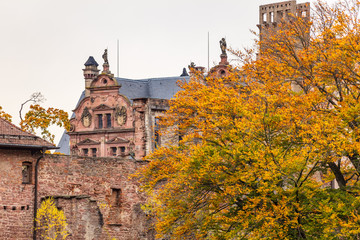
[77,138,100,145]
[106,137,129,144]
[90,75,119,89]
[93,104,114,111]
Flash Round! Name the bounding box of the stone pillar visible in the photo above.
[100,137,106,157]
[219,54,229,65]
[133,99,147,159]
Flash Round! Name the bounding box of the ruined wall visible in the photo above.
[38,154,154,240]
[0,149,38,240]
[144,98,178,155]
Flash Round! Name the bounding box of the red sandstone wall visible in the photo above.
[0,149,38,240]
[38,154,154,240]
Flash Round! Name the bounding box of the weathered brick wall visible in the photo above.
[38,154,154,240]
[0,149,38,240]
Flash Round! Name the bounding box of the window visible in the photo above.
[97,114,103,128]
[111,147,117,156]
[91,148,97,157]
[83,148,89,156]
[262,13,267,22]
[106,114,112,128]
[120,147,126,155]
[270,12,274,22]
[22,162,32,184]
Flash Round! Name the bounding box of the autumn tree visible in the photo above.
[36,197,68,240]
[20,104,70,143]
[1,92,70,143]
[137,0,360,239]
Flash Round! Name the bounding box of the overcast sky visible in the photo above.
[0,0,337,145]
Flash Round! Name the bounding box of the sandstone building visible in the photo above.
[0,1,307,239]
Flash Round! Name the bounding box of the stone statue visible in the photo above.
[220,38,227,55]
[188,62,196,69]
[102,49,109,64]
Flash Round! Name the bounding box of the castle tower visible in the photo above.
[257,0,310,51]
[83,56,99,97]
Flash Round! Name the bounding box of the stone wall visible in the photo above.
[0,149,153,240]
[0,149,38,240]
[38,154,154,240]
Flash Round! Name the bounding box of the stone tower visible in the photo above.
[257,0,310,50]
[83,56,100,97]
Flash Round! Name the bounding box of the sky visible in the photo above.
[0,0,337,145]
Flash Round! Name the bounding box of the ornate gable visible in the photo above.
[77,138,100,145]
[93,104,114,111]
[90,75,119,89]
[106,137,129,144]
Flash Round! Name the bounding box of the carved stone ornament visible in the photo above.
[69,123,75,132]
[115,106,127,126]
[81,107,92,128]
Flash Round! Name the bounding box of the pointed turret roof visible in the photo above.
[84,56,99,67]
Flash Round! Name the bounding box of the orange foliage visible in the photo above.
[20,104,70,143]
[137,0,360,239]
[0,106,12,122]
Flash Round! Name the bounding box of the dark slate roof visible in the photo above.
[84,56,99,67]
[117,76,189,100]
[0,118,56,149]
[56,75,189,154]
[56,130,70,154]
[72,76,189,112]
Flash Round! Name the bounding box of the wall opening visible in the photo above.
[270,12,274,22]
[108,188,122,225]
[154,118,161,149]
[262,13,267,23]
[22,161,32,184]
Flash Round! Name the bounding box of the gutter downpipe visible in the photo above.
[33,148,45,240]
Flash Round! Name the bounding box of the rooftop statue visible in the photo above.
[220,38,227,55]
[102,49,109,65]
